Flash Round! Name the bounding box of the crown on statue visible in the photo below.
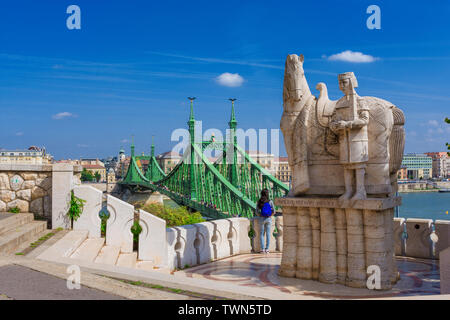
[338,72,358,88]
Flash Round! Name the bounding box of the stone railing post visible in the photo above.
[72,185,102,238]
[51,163,75,229]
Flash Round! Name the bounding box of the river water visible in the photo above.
[398,192,450,221]
[158,192,450,221]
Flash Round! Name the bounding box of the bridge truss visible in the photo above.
[120,99,289,219]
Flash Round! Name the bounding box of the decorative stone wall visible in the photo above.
[0,164,82,226]
[0,165,53,217]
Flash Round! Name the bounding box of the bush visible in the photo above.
[141,203,205,227]
[8,207,20,214]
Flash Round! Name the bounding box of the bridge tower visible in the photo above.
[228,98,239,189]
[187,97,198,200]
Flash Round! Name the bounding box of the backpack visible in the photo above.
[260,202,273,217]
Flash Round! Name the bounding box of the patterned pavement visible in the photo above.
[175,253,440,299]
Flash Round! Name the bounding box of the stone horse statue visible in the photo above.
[280,54,405,197]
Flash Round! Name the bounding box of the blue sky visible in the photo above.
[0,0,449,159]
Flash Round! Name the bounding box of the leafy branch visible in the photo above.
[67,190,86,228]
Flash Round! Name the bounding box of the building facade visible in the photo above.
[273,156,291,185]
[424,152,448,179]
[0,146,52,164]
[246,151,275,175]
[401,153,433,180]
[156,151,182,174]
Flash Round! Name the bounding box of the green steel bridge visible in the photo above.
[119,99,289,219]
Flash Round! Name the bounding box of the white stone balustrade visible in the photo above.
[166,228,178,270]
[405,218,433,259]
[435,220,450,258]
[440,247,450,294]
[174,224,197,268]
[212,219,234,259]
[73,185,102,238]
[64,184,450,272]
[393,218,405,256]
[236,218,252,254]
[106,195,134,253]
[194,221,215,264]
[138,209,167,266]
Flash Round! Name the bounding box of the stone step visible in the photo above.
[0,213,34,235]
[37,230,88,260]
[116,252,137,268]
[0,221,47,254]
[70,238,105,262]
[13,228,53,254]
[94,245,120,265]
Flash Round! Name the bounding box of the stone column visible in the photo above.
[310,208,321,280]
[279,206,297,277]
[296,207,312,279]
[346,208,366,288]
[51,163,75,229]
[364,209,391,289]
[335,208,347,285]
[319,208,337,283]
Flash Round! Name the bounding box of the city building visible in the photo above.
[0,146,53,164]
[246,150,275,175]
[156,151,183,174]
[274,156,291,185]
[397,166,408,181]
[107,168,116,184]
[401,153,433,180]
[59,158,107,182]
[424,152,448,179]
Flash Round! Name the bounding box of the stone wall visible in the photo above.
[0,164,81,226]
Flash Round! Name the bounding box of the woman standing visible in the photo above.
[256,189,274,253]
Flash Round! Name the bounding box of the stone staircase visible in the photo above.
[0,212,48,254]
[38,230,167,273]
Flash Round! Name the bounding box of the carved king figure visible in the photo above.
[330,72,369,201]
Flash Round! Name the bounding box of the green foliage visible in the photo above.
[99,209,109,237]
[248,227,255,239]
[81,168,94,182]
[94,171,101,182]
[8,207,20,213]
[141,203,205,227]
[131,220,143,242]
[67,191,86,226]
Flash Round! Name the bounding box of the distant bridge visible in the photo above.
[119,99,289,219]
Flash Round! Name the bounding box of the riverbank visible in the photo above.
[399,189,439,193]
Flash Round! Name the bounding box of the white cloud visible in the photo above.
[52,112,76,120]
[428,120,439,127]
[326,50,378,63]
[216,73,244,87]
[121,139,130,143]
[15,132,24,136]
[77,144,89,148]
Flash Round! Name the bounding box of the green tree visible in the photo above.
[94,171,101,182]
[81,168,94,182]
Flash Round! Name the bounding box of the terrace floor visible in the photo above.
[175,253,441,299]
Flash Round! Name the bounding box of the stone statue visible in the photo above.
[281,54,405,198]
[276,54,406,290]
[329,72,369,201]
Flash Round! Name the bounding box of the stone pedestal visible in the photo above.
[275,196,401,290]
